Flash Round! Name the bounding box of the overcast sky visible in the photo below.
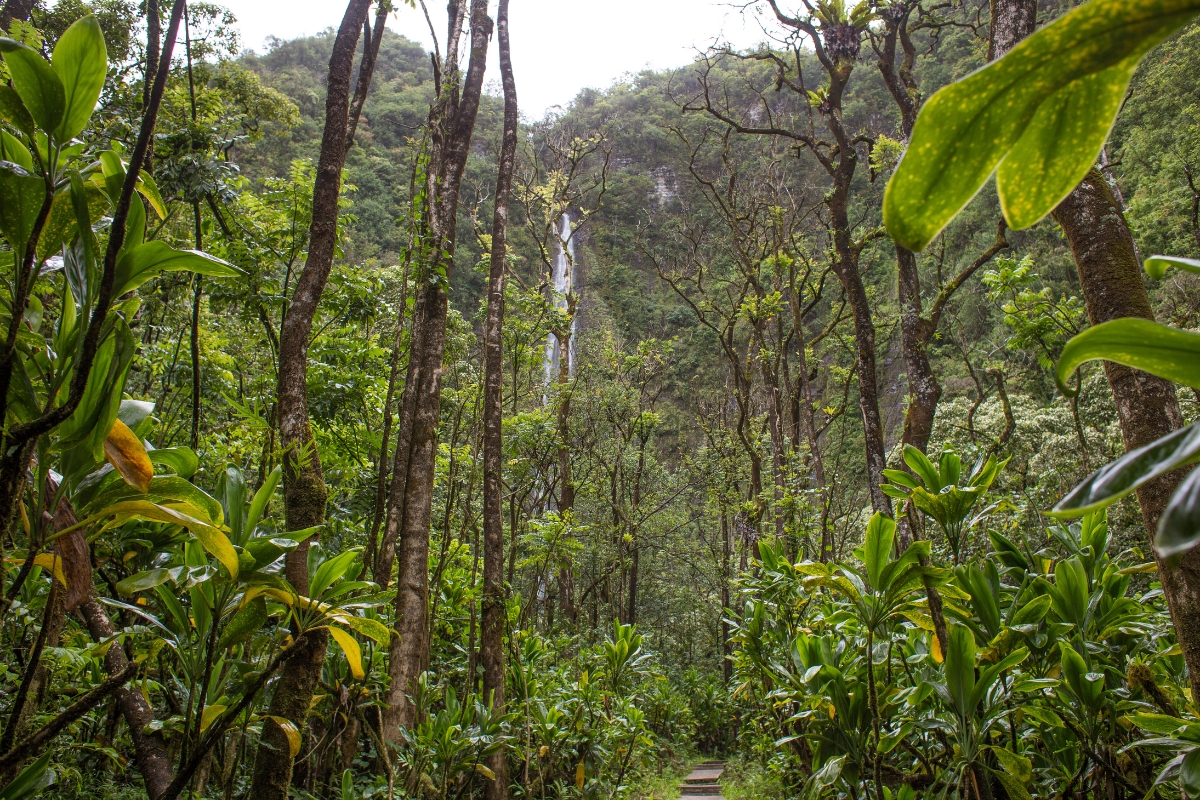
[218,1,771,117]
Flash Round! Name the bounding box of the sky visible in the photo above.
[218,0,772,117]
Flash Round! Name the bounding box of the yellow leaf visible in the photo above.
[329,626,365,680]
[31,554,68,588]
[199,704,227,733]
[267,716,302,757]
[104,419,153,492]
[575,763,585,789]
[476,764,496,780]
[538,745,549,757]
[931,632,944,664]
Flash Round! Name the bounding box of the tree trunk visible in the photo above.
[250,4,373,798]
[1053,169,1200,702]
[81,597,174,799]
[482,6,516,800]
[383,0,492,739]
[989,0,1200,702]
[142,0,161,174]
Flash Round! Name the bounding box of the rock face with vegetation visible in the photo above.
[2,1,1200,799]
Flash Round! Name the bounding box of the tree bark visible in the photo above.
[250,3,373,798]
[0,0,34,32]
[482,4,516,799]
[383,0,492,739]
[81,597,174,799]
[1053,170,1200,702]
[989,0,1200,702]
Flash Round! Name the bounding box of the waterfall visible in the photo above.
[544,212,577,386]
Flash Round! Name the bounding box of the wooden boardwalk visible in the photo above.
[679,761,724,800]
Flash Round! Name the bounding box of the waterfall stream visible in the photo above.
[544,212,576,386]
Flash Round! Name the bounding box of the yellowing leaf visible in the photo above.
[199,704,226,733]
[329,626,365,680]
[6,554,68,588]
[267,716,302,757]
[476,764,496,780]
[575,763,585,789]
[104,418,153,492]
[931,632,944,664]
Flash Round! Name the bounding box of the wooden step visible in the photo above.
[678,786,722,796]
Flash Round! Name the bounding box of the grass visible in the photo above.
[720,755,782,800]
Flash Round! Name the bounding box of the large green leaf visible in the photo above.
[0,159,44,255]
[0,85,34,136]
[1145,254,1200,279]
[0,37,65,134]
[219,596,267,649]
[1056,318,1200,396]
[1181,750,1200,799]
[51,15,107,142]
[1156,467,1200,558]
[996,55,1137,229]
[855,512,895,589]
[944,623,976,717]
[1052,422,1200,517]
[883,0,1200,252]
[113,241,241,296]
[147,446,200,479]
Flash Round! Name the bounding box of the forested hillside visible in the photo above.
[1,1,1200,799]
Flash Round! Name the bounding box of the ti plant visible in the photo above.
[882,445,1006,563]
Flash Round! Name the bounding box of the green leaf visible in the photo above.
[989,746,1032,785]
[883,0,1200,252]
[245,466,281,538]
[0,85,34,136]
[991,769,1033,800]
[340,614,392,647]
[147,447,199,479]
[50,15,107,141]
[0,752,54,800]
[856,512,895,589]
[1146,254,1200,280]
[1181,748,1200,797]
[310,549,362,600]
[0,159,44,255]
[1131,712,1187,735]
[113,241,241,296]
[1155,467,1200,558]
[1053,422,1200,517]
[902,445,941,491]
[997,55,1137,229]
[945,623,976,717]
[1057,318,1200,396]
[219,596,267,649]
[115,568,173,596]
[0,37,66,134]
[1011,594,1053,626]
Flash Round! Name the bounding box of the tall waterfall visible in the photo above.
[544,212,576,386]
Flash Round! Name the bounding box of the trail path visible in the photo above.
[679,761,725,800]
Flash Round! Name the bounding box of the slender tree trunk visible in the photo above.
[988,0,1200,703]
[555,320,577,623]
[482,5,516,798]
[142,0,161,174]
[81,597,174,799]
[249,4,373,798]
[721,509,733,683]
[383,0,492,739]
[831,192,890,515]
[190,204,203,452]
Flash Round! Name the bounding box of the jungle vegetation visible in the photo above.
[2,1,1200,799]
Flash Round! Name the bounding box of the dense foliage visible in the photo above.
[1,1,1200,799]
